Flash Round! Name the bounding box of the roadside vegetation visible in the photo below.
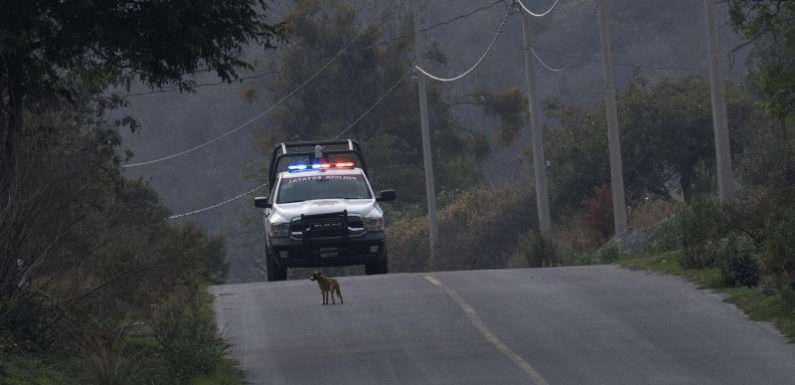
[381,0,795,341]
[1,0,283,383]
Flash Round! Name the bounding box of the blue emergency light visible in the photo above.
[287,161,355,173]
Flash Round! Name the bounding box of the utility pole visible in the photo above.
[703,0,736,204]
[597,0,628,238]
[521,13,552,237]
[413,0,439,265]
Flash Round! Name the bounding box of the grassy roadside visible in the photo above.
[621,251,795,342]
[1,290,245,385]
[1,349,245,385]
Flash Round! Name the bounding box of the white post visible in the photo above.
[414,0,439,265]
[521,13,552,237]
[703,0,736,204]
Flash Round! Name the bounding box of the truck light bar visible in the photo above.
[288,161,356,172]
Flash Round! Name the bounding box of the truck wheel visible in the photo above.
[365,248,388,275]
[266,251,287,281]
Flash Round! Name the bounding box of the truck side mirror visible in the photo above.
[254,196,272,208]
[376,190,397,202]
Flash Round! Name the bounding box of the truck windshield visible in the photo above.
[277,174,371,203]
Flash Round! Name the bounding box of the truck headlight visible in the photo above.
[364,217,384,232]
[269,222,290,238]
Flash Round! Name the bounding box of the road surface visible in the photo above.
[210,266,795,384]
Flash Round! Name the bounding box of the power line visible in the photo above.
[532,46,702,73]
[334,70,411,139]
[421,0,508,32]
[415,9,512,83]
[122,70,280,97]
[531,47,566,72]
[122,24,370,168]
[168,182,268,220]
[372,0,508,50]
[515,0,562,17]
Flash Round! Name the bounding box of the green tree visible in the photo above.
[0,0,284,208]
[729,0,795,123]
[545,76,761,214]
[251,0,490,209]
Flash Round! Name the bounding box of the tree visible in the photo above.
[729,1,795,123]
[545,76,761,213]
[250,0,491,209]
[0,0,284,209]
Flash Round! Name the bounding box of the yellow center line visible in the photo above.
[424,275,551,385]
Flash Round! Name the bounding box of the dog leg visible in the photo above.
[336,287,343,304]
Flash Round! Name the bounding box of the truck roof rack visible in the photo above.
[268,139,368,187]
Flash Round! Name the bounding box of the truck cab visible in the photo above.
[254,140,395,281]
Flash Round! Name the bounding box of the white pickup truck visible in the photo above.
[254,140,396,281]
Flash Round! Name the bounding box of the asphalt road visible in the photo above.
[210,266,795,385]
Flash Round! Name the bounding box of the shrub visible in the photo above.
[719,234,761,288]
[150,291,227,385]
[676,199,725,268]
[579,184,614,243]
[764,210,795,287]
[513,229,560,268]
[388,186,536,272]
[597,243,622,264]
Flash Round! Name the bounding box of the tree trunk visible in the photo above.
[680,169,693,203]
[0,62,22,212]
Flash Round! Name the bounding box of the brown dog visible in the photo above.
[310,271,344,305]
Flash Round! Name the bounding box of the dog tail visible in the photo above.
[335,286,343,304]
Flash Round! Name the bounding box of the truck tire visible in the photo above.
[266,250,287,281]
[365,248,388,275]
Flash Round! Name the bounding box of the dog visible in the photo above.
[310,271,344,305]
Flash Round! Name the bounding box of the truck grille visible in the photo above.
[291,212,362,238]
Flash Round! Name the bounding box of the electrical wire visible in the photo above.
[123,70,280,97]
[334,70,411,139]
[122,17,380,168]
[414,9,512,83]
[371,0,508,50]
[531,47,566,72]
[168,182,268,220]
[515,0,562,17]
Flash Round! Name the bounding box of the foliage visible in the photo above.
[764,209,795,288]
[150,290,228,385]
[252,0,523,210]
[470,87,528,144]
[0,0,285,207]
[0,353,77,385]
[544,102,609,216]
[729,0,795,120]
[597,243,622,264]
[0,96,235,385]
[513,229,560,268]
[545,76,762,217]
[719,234,761,288]
[579,184,614,242]
[675,199,725,269]
[388,186,536,272]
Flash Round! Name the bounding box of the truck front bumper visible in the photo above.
[270,231,385,268]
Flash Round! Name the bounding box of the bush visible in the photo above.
[388,186,536,272]
[764,210,795,287]
[150,290,227,385]
[597,243,622,264]
[719,234,761,288]
[579,184,614,242]
[676,199,725,268]
[513,229,560,268]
